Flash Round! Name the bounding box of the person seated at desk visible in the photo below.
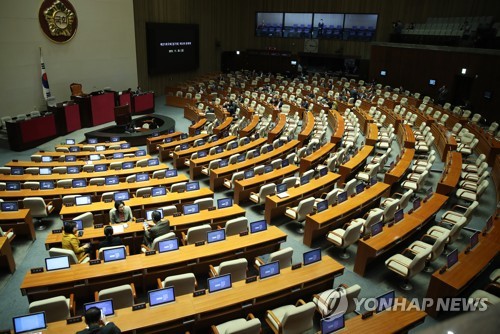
[143,211,170,248]
[62,221,90,261]
[77,306,121,334]
[98,226,123,250]
[109,200,134,224]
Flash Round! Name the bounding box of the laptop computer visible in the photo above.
[103,247,126,263]
[259,261,280,280]
[64,219,83,231]
[217,198,233,209]
[300,175,309,185]
[84,299,115,317]
[276,183,289,199]
[113,191,130,201]
[45,256,71,272]
[207,273,232,293]
[183,203,199,215]
[40,181,55,190]
[12,312,47,334]
[186,181,200,192]
[158,238,179,253]
[320,313,345,334]
[375,290,395,313]
[148,286,176,308]
[207,229,226,244]
[215,146,223,154]
[67,166,80,174]
[250,220,267,234]
[122,162,134,169]
[152,187,167,197]
[146,209,164,221]
[264,165,273,173]
[303,248,322,266]
[75,195,92,206]
[244,170,255,179]
[180,143,189,150]
[219,159,229,167]
[1,201,19,212]
[105,176,119,185]
[197,150,208,158]
[237,154,245,162]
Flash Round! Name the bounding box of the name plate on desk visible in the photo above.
[66,316,83,324]
[291,263,302,270]
[145,250,156,256]
[239,231,249,236]
[136,218,145,223]
[30,267,44,274]
[193,289,206,297]
[173,212,182,217]
[89,259,101,266]
[94,224,103,229]
[195,241,205,247]
[362,311,373,319]
[52,229,62,234]
[208,206,216,211]
[245,276,257,284]
[132,302,146,311]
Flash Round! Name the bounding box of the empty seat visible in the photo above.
[255,247,293,270]
[29,295,75,323]
[265,300,315,334]
[209,258,248,282]
[327,220,363,259]
[158,273,197,296]
[95,283,136,310]
[211,313,261,334]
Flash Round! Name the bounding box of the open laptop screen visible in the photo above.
[65,155,77,162]
[217,198,232,209]
[75,195,92,206]
[113,152,124,159]
[303,248,322,266]
[321,314,345,334]
[244,170,255,179]
[165,169,177,177]
[207,229,226,244]
[84,299,114,317]
[207,273,232,293]
[6,182,21,191]
[67,166,80,174]
[152,186,166,197]
[259,261,280,280]
[136,173,149,182]
[250,220,267,233]
[135,149,146,156]
[105,176,119,185]
[146,209,164,221]
[11,167,24,175]
[186,181,200,192]
[148,287,175,307]
[45,256,70,271]
[148,158,159,166]
[103,247,126,262]
[1,201,19,212]
[122,162,134,169]
[113,191,130,201]
[40,181,55,190]
[337,192,347,204]
[376,290,395,313]
[183,203,199,215]
[64,219,83,231]
[316,200,328,213]
[158,238,179,253]
[276,183,287,194]
[264,165,273,173]
[94,164,107,172]
[12,312,47,334]
[72,179,86,188]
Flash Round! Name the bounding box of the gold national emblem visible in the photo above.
[39,0,78,43]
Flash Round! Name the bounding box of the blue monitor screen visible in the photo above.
[259,261,280,280]
[67,166,79,174]
[41,156,53,162]
[244,170,255,179]
[219,159,228,167]
[136,173,149,182]
[72,179,86,188]
[317,200,328,213]
[254,150,260,157]
[371,222,383,237]
[88,138,98,144]
[356,183,365,194]
[158,238,179,253]
[337,192,347,204]
[276,183,287,194]
[164,137,173,143]
[207,229,226,243]
[376,290,395,313]
[111,137,120,142]
[39,167,51,175]
[180,133,188,140]
[12,312,47,334]
[113,192,130,201]
[303,248,322,266]
[65,138,75,145]
[152,187,166,197]
[215,147,223,154]
[122,162,134,169]
[148,287,175,307]
[319,167,328,177]
[447,248,459,269]
[148,158,159,166]
[237,154,245,162]
[168,129,174,134]
[321,314,345,334]
[282,159,290,167]
[264,165,273,173]
[412,198,421,211]
[300,175,309,185]
[231,142,238,149]
[103,247,126,262]
[113,153,124,159]
[6,182,21,191]
[197,150,207,158]
[250,220,267,233]
[65,155,76,162]
[208,274,232,293]
[135,149,146,157]
[165,169,177,177]
[180,143,189,150]
[217,198,232,209]
[94,164,107,172]
[197,140,205,146]
[84,299,114,317]
[183,203,199,215]
[1,202,19,212]
[69,146,80,152]
[40,181,55,190]
[63,219,83,231]
[11,167,24,175]
[470,231,479,249]
[186,181,200,192]
[105,176,119,185]
[370,176,377,186]
[146,209,163,221]
[394,209,404,223]
[120,143,131,149]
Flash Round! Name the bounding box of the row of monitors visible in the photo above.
[144,197,233,220]
[33,149,147,164]
[63,142,132,152]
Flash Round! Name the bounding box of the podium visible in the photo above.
[6,114,58,151]
[72,91,116,127]
[49,102,81,135]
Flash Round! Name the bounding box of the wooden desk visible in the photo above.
[264,172,340,224]
[55,140,128,149]
[383,148,415,187]
[233,165,299,204]
[304,182,390,247]
[354,194,448,276]
[239,115,260,137]
[365,123,379,146]
[41,256,343,333]
[0,237,15,273]
[338,145,374,184]
[0,209,35,240]
[183,105,202,122]
[299,142,335,174]
[430,123,457,161]
[268,114,287,142]
[146,131,182,154]
[425,221,500,317]
[402,124,416,148]
[6,155,152,168]
[345,298,426,333]
[297,111,314,146]
[466,123,500,165]
[188,118,207,136]
[59,188,214,221]
[328,110,344,145]
[172,135,236,169]
[213,116,233,135]
[437,151,462,196]
[209,140,299,191]
[158,133,209,162]
[35,147,139,158]
[189,138,267,179]
[21,226,287,303]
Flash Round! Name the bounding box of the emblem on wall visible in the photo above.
[39,0,78,43]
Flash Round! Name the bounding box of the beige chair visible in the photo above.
[285,197,315,223]
[56,179,73,189]
[95,283,136,310]
[194,198,214,210]
[125,175,136,183]
[408,229,450,272]
[161,205,178,216]
[211,313,261,334]
[312,284,361,317]
[141,232,176,252]
[29,294,75,323]
[385,246,432,290]
[456,180,488,202]
[352,208,384,235]
[136,158,149,167]
[110,162,122,170]
[428,217,468,248]
[441,201,478,224]
[249,183,276,205]
[255,247,293,270]
[82,165,94,173]
[102,192,115,203]
[52,166,67,174]
[157,273,198,296]
[0,226,15,242]
[25,167,40,175]
[182,224,211,245]
[170,182,187,193]
[23,197,54,230]
[202,159,221,176]
[136,187,153,198]
[89,177,105,186]
[152,169,167,179]
[223,171,244,189]
[74,212,94,228]
[209,258,248,282]
[266,299,315,334]
[224,217,248,236]
[0,167,11,175]
[23,181,40,190]
[48,247,89,264]
[327,220,363,259]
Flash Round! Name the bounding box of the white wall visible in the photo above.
[0,0,137,117]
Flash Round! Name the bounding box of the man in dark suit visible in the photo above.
[143,211,170,248]
[77,307,121,334]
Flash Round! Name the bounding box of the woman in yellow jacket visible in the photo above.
[62,221,90,260]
